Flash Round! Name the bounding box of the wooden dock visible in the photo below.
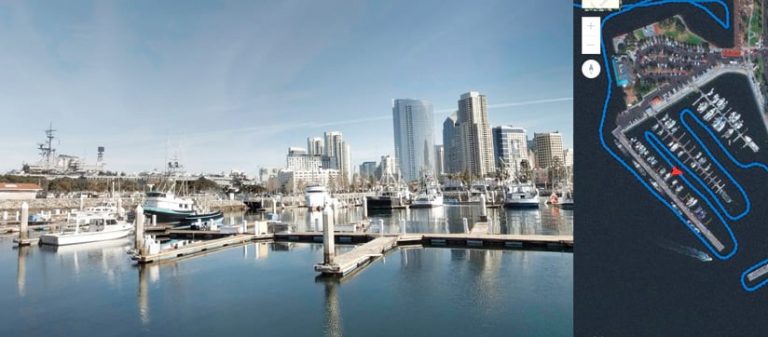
[132,234,272,264]
[421,233,573,250]
[314,236,398,276]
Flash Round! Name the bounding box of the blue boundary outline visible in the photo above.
[742,258,768,292]
[585,0,768,291]
[594,0,734,260]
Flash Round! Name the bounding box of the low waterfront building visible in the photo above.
[0,183,42,200]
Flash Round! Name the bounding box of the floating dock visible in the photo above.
[313,236,398,276]
[132,234,272,264]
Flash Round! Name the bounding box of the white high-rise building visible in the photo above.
[392,99,435,182]
[457,91,495,177]
[307,137,324,156]
[323,131,351,181]
[534,132,564,169]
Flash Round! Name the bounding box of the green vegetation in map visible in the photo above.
[658,16,705,45]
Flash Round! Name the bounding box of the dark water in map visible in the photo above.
[0,237,572,337]
[576,1,768,335]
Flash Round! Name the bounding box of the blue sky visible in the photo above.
[0,0,572,174]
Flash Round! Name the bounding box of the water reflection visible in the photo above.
[226,204,572,236]
[16,245,29,297]
[321,279,342,337]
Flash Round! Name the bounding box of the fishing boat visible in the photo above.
[366,173,411,210]
[141,160,223,226]
[503,182,540,208]
[39,213,133,246]
[411,174,443,208]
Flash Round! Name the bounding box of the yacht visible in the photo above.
[503,182,540,208]
[40,213,133,246]
[304,185,335,210]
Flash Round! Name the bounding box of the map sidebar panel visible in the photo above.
[575,0,768,335]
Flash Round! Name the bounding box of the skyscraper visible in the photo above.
[442,112,460,174]
[323,131,351,181]
[392,99,435,182]
[434,145,444,177]
[457,91,495,177]
[492,125,528,177]
[307,137,324,156]
[533,132,564,169]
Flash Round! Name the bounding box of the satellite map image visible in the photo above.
[576,0,768,335]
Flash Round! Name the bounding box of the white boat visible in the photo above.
[411,187,444,208]
[304,185,336,210]
[40,213,133,246]
[503,182,540,208]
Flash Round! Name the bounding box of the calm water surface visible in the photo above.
[1,235,572,337]
[226,204,573,236]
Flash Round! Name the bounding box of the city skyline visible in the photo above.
[0,0,572,174]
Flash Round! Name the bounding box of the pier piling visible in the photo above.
[363,198,368,219]
[18,202,29,244]
[135,205,145,252]
[463,218,469,233]
[480,194,488,221]
[379,219,384,236]
[400,219,406,235]
[151,214,157,227]
[323,209,335,265]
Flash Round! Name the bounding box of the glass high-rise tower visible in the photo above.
[392,99,435,182]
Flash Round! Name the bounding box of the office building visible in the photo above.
[534,132,564,169]
[492,126,528,177]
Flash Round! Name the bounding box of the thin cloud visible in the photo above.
[435,96,573,113]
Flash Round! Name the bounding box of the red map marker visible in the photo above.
[671,166,683,176]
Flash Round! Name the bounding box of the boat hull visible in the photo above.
[503,198,541,208]
[40,227,132,246]
[366,196,408,209]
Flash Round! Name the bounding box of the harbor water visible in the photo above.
[1,235,572,336]
[227,203,573,236]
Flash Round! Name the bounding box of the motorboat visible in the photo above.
[39,213,133,246]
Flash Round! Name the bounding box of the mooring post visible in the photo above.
[480,194,488,221]
[19,202,29,243]
[400,218,406,235]
[135,205,145,252]
[362,197,368,219]
[323,209,335,265]
[379,218,385,236]
[271,198,277,214]
[463,217,469,233]
[151,214,157,227]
